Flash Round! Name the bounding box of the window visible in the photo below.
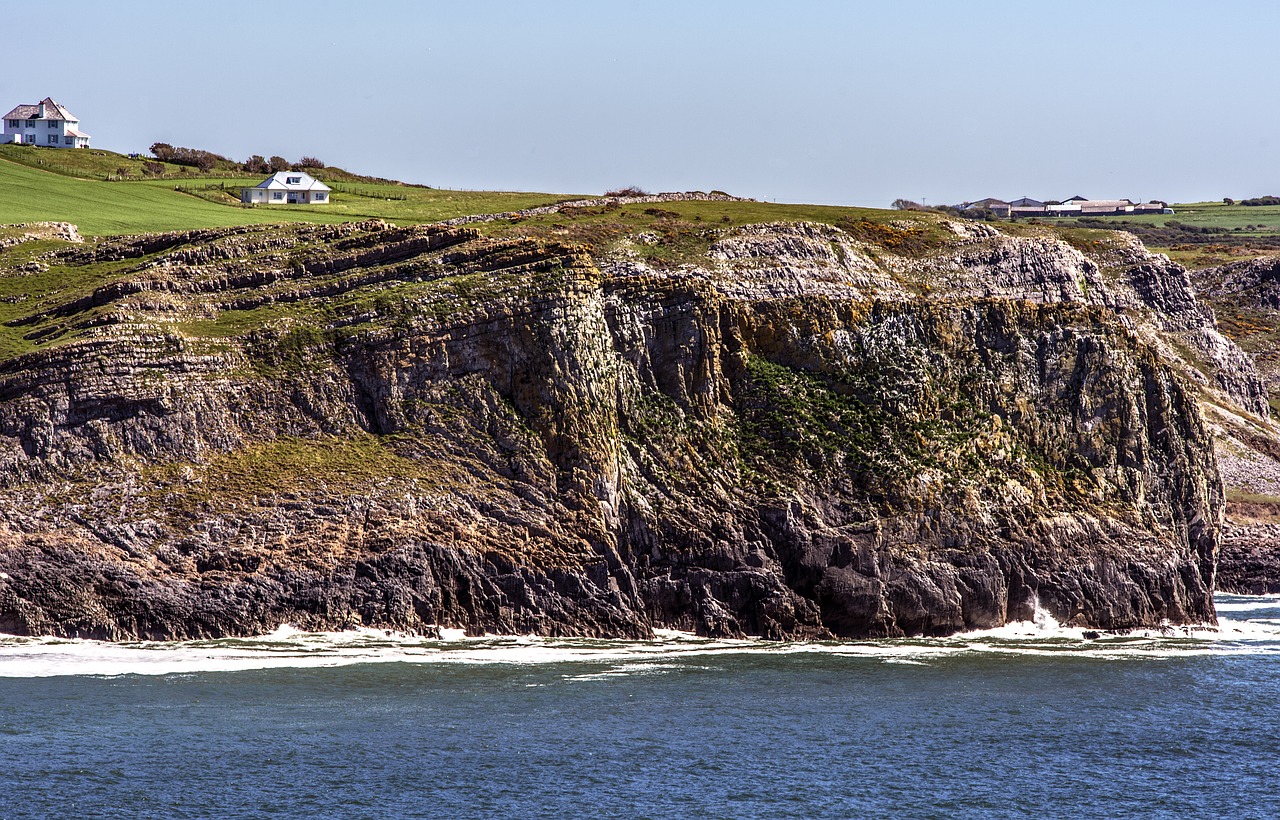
[286,176,301,185]
[47,120,58,128]
[5,120,16,128]
[313,192,326,201]
[47,134,58,145]
[272,192,284,201]
[64,136,73,145]
[25,120,35,128]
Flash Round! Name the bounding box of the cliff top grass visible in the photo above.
[0,146,579,236]
[0,145,963,243]
[0,143,1110,257]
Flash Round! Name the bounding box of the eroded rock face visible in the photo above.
[0,218,1238,639]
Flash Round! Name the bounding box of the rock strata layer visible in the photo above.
[0,216,1248,639]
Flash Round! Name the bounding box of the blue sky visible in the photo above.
[6,0,1277,206]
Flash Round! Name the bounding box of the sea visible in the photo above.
[3,593,1280,819]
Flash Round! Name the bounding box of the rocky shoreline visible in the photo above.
[0,213,1264,640]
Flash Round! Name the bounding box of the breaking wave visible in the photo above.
[2,594,1278,679]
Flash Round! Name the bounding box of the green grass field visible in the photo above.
[143,176,585,225]
[0,145,915,240]
[0,158,352,234]
[0,148,582,235]
[0,143,206,180]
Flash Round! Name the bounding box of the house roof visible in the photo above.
[1009,197,1043,207]
[249,172,332,192]
[2,97,77,122]
[65,128,90,138]
[1063,195,1088,202]
[965,197,1010,208]
[2,105,38,120]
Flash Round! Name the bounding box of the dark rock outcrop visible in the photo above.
[0,216,1239,639]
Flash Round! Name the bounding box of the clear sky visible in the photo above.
[6,0,1278,207]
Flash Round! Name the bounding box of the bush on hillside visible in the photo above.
[149,142,229,171]
[268,156,290,172]
[295,156,325,169]
[605,186,648,197]
[1241,196,1280,207]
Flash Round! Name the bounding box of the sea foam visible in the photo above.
[3,594,1279,678]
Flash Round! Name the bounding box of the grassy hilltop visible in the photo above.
[0,145,577,235]
[6,143,1280,271]
[0,144,966,246]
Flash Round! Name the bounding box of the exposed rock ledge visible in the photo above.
[0,216,1244,640]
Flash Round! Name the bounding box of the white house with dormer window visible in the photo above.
[2,97,90,148]
[240,171,332,205]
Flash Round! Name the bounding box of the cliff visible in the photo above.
[1188,256,1280,592]
[0,210,1255,639]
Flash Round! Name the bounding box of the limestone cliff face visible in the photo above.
[0,216,1242,639]
[1187,255,1280,593]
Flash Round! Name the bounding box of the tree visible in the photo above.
[891,198,922,210]
[268,156,290,172]
[150,142,176,161]
[296,156,325,169]
[1224,197,1236,206]
[243,155,269,174]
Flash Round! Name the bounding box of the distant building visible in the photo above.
[241,171,332,205]
[1002,195,1171,218]
[1,97,90,148]
[960,197,1012,218]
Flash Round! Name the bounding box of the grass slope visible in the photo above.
[0,157,352,234]
[143,177,585,225]
[0,148,581,236]
[0,143,204,180]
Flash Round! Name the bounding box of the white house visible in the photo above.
[2,97,90,148]
[241,171,332,205]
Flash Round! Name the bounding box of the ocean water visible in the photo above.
[3,595,1280,819]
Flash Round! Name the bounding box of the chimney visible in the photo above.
[37,102,45,118]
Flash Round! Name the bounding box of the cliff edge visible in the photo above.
[0,210,1254,639]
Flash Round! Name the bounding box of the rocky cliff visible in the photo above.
[1188,256,1280,593]
[0,210,1254,639]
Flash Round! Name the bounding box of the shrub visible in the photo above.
[296,156,325,169]
[243,155,270,174]
[606,186,648,197]
[141,161,165,176]
[269,156,290,172]
[149,142,230,170]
